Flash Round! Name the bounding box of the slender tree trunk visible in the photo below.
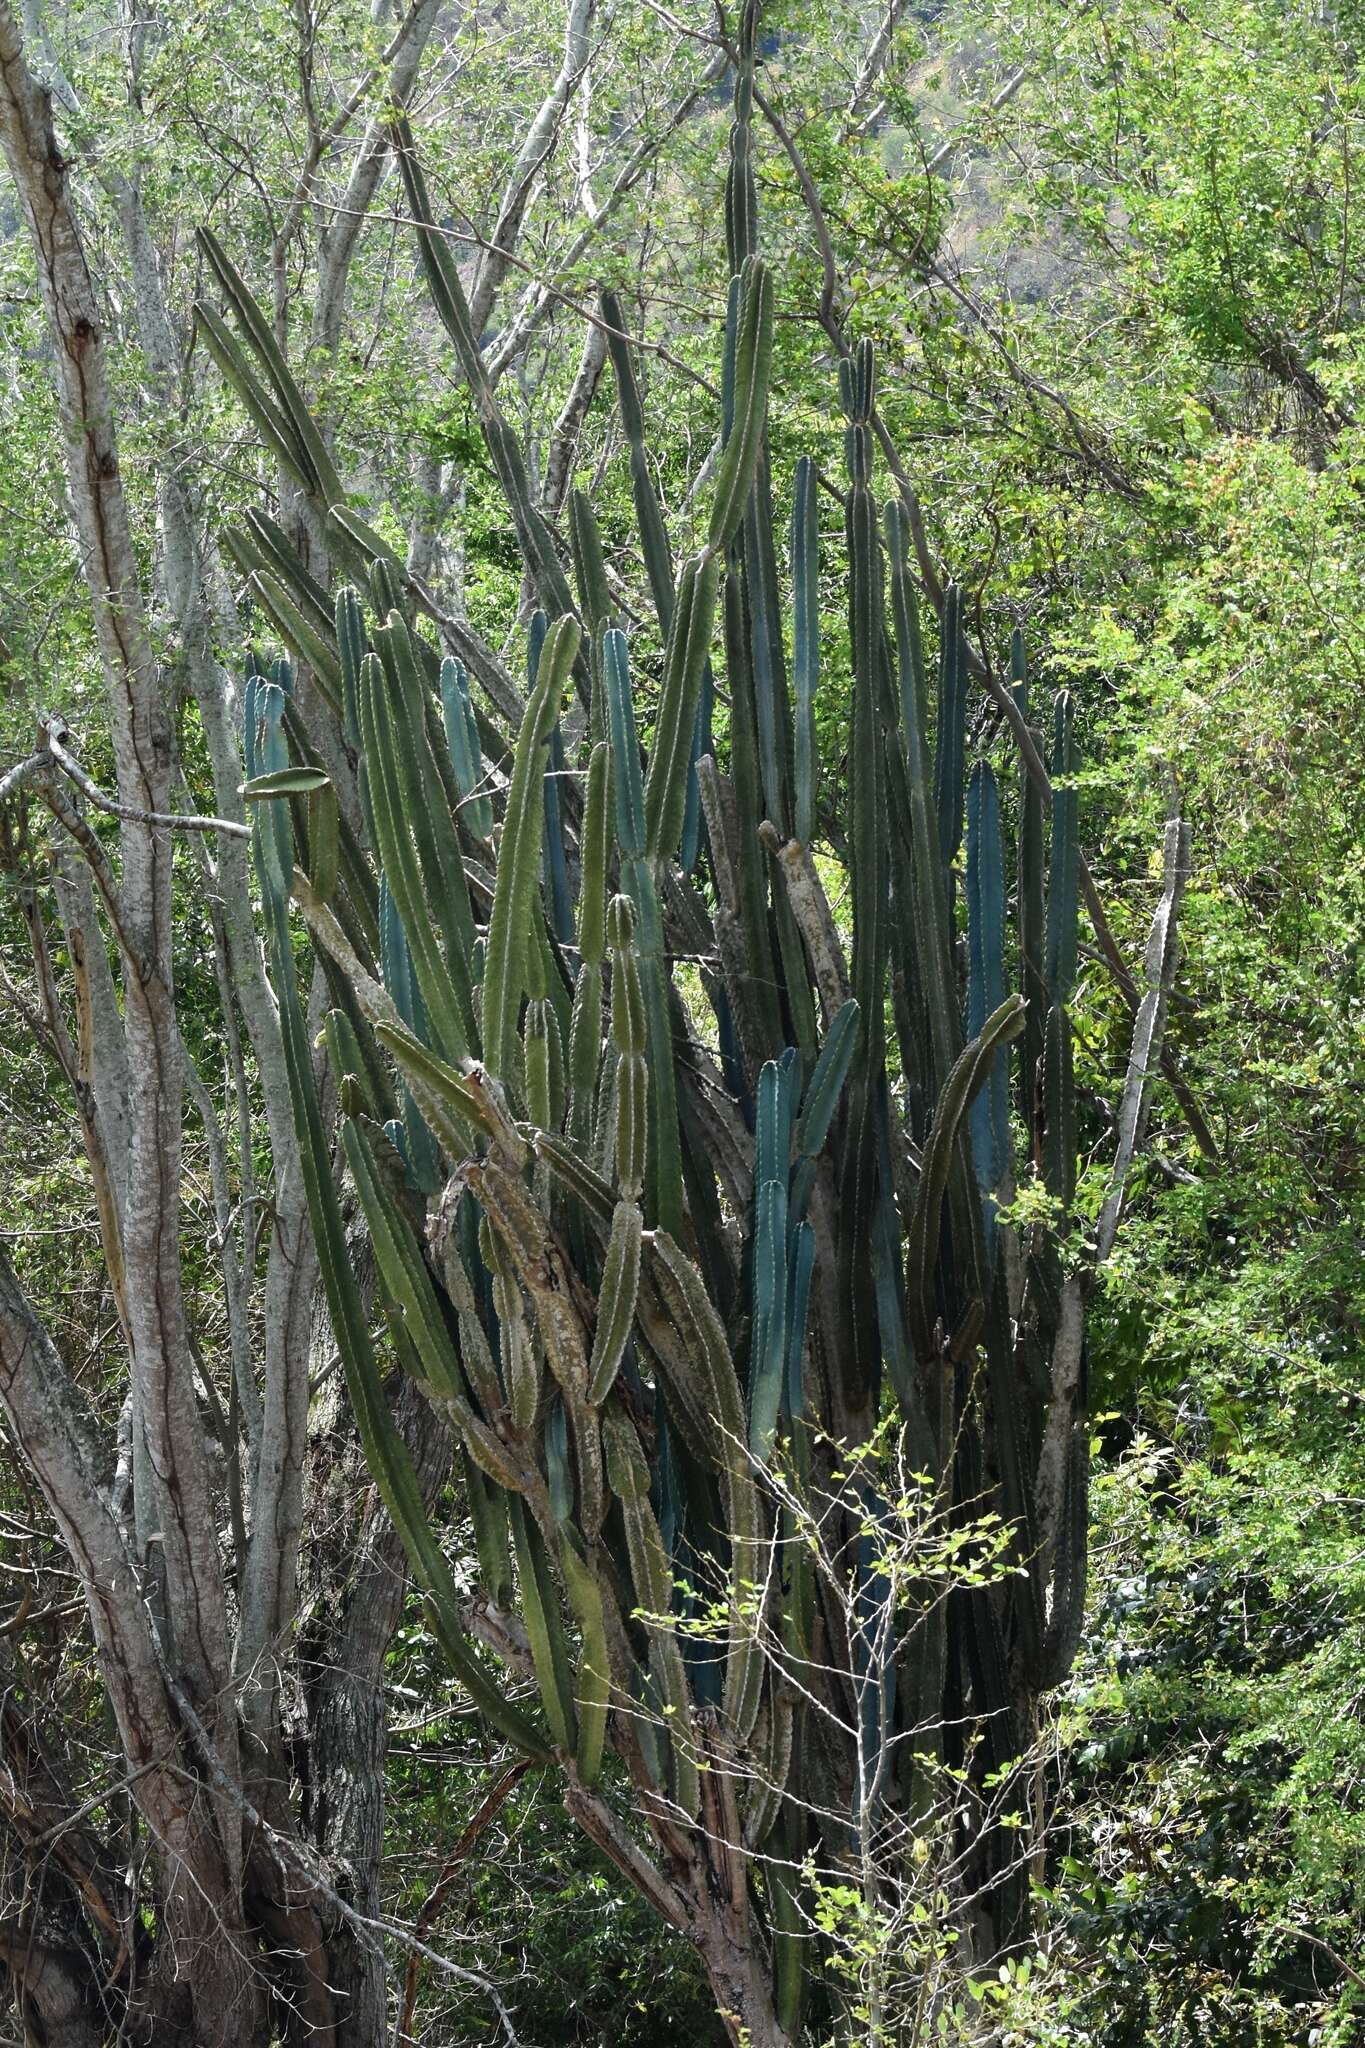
[303,1366,453,2047]
[0,15,260,2040]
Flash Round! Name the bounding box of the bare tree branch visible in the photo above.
[41,724,252,838]
[311,0,446,362]
[484,49,727,384]
[467,0,597,342]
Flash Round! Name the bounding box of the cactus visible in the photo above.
[209,11,1189,2035]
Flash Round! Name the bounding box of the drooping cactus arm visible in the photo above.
[256,800,549,1761]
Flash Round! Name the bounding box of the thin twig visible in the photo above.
[44,728,251,838]
[1270,1921,1365,1995]
[394,1760,532,2048]
[331,198,722,398]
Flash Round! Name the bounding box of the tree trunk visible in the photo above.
[0,15,258,2041]
[303,1339,454,2046]
[695,1920,792,2048]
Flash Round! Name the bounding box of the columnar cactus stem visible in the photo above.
[207,7,1190,2027]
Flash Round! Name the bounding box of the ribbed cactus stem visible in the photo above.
[225,46,1162,2009]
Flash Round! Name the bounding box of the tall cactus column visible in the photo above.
[216,5,1191,2034]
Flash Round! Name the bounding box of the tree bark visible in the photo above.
[0,1252,260,2045]
[0,12,258,2040]
[303,1359,453,2047]
[695,1927,792,2048]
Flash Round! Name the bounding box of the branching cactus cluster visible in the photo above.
[206,16,1185,2040]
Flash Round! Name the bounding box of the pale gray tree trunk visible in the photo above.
[466,0,596,342]
[309,0,446,367]
[0,14,261,2044]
